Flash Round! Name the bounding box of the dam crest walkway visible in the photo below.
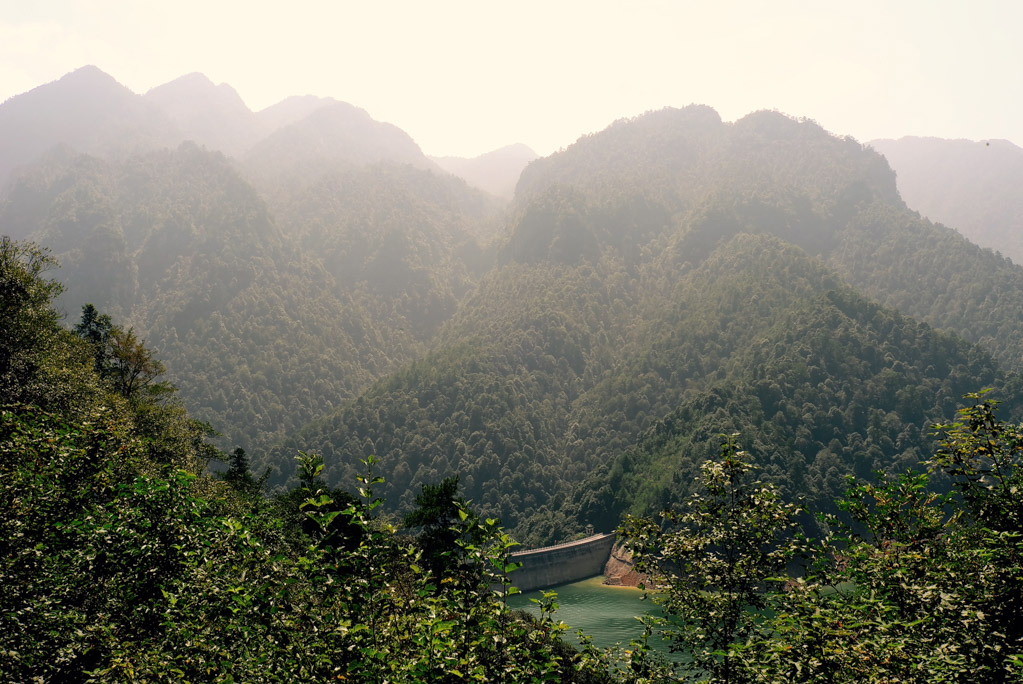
[508,533,616,591]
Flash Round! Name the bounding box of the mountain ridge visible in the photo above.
[6,68,1023,546]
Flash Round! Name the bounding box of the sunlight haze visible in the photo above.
[1,0,1019,157]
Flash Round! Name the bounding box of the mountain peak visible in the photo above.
[256,95,336,132]
[143,72,257,153]
[64,64,117,81]
[145,72,248,110]
[50,65,134,98]
[0,65,174,186]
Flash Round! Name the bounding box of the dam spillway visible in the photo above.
[507,533,616,592]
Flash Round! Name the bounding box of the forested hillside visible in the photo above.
[6,222,1022,683]
[6,69,1023,546]
[5,66,1023,680]
[0,143,497,457]
[0,68,509,459]
[2,236,610,682]
[289,106,1023,542]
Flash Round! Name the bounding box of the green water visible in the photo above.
[507,575,666,651]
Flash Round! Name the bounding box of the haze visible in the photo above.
[1,0,1020,158]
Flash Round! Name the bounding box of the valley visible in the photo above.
[4,64,1023,682]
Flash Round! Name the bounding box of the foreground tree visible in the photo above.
[403,475,483,578]
[753,393,1023,682]
[622,436,800,683]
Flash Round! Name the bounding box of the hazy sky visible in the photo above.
[1,0,1020,157]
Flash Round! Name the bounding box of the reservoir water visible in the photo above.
[507,575,666,651]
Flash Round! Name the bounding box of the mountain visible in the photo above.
[0,66,174,190]
[0,67,504,461]
[432,143,539,198]
[279,107,1023,543]
[0,67,441,195]
[256,95,335,132]
[8,68,1023,548]
[1,142,497,458]
[144,72,264,155]
[510,108,1023,374]
[568,236,1013,533]
[870,136,1023,263]
[243,100,442,187]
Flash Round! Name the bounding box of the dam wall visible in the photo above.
[508,533,616,592]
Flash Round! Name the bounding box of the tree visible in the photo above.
[929,393,1023,679]
[106,326,171,401]
[748,393,1023,682]
[72,303,174,403]
[1,238,101,414]
[402,476,474,577]
[219,446,270,495]
[621,436,800,683]
[72,303,114,376]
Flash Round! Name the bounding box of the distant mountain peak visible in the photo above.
[47,65,134,98]
[143,72,258,154]
[160,71,214,86]
[431,143,539,198]
[145,72,248,110]
[256,95,337,132]
[244,97,435,178]
[64,64,116,80]
[0,65,176,187]
[870,135,1023,262]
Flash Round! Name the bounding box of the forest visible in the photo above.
[4,236,1022,681]
[2,66,1023,680]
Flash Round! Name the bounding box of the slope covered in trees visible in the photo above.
[5,66,1023,678]
[0,141,498,458]
[290,227,1019,542]
[6,236,1020,681]
[2,237,615,682]
[7,69,1023,549]
[512,107,1023,372]
[279,106,1023,542]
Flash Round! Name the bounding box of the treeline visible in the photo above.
[288,230,1019,544]
[10,103,1023,533]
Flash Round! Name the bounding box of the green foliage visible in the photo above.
[621,403,1023,682]
[1,238,100,415]
[12,103,1023,554]
[3,239,612,681]
[3,145,498,463]
[748,397,1023,682]
[622,437,800,683]
[402,475,480,577]
[1,409,603,681]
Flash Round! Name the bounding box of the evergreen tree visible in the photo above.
[72,303,114,376]
[403,476,476,577]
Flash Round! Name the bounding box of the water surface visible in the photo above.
[507,575,664,650]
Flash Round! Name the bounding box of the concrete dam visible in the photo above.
[508,533,617,592]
